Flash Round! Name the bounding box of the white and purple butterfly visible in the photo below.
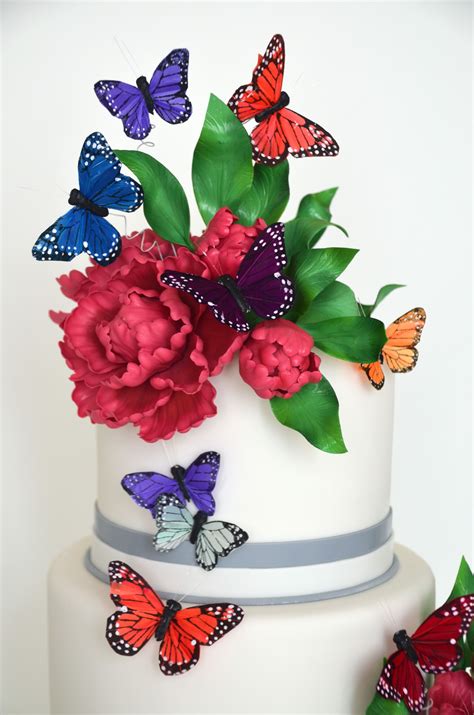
[94,49,192,140]
[161,222,295,332]
[32,132,143,265]
[121,451,220,517]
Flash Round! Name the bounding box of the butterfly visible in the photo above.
[32,132,143,266]
[228,34,339,166]
[160,222,295,332]
[105,560,244,675]
[376,594,474,712]
[361,308,426,390]
[94,49,192,140]
[153,495,249,571]
[121,451,220,517]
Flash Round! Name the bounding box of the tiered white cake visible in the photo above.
[48,356,434,714]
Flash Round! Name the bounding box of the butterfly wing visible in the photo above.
[228,34,285,122]
[32,208,121,266]
[382,308,426,374]
[236,223,294,319]
[410,594,474,674]
[149,49,192,124]
[376,650,426,713]
[153,495,193,551]
[121,472,183,515]
[183,451,220,515]
[78,132,144,212]
[251,107,339,166]
[160,270,250,332]
[33,208,85,262]
[159,603,244,675]
[361,359,385,390]
[196,521,249,571]
[94,81,152,140]
[106,561,164,656]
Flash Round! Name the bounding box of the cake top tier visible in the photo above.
[33,33,425,454]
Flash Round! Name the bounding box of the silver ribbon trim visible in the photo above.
[93,503,393,568]
[84,548,399,606]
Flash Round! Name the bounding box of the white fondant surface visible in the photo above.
[97,357,395,542]
[48,539,434,715]
[90,534,395,601]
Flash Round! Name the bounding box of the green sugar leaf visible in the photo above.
[114,149,192,249]
[300,316,387,362]
[291,247,358,314]
[237,161,290,225]
[271,377,346,454]
[192,94,253,223]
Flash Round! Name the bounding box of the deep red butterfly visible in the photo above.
[228,34,339,166]
[376,594,474,712]
[105,561,244,676]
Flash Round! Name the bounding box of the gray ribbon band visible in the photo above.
[84,547,399,606]
[93,502,393,569]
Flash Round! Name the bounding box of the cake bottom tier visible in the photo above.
[48,538,434,715]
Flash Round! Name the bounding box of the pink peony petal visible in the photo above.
[137,381,217,442]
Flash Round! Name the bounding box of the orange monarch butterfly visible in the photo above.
[228,34,339,166]
[361,308,426,390]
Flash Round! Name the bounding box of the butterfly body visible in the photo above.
[254,90,290,122]
[217,274,252,313]
[393,629,419,664]
[154,599,181,641]
[228,34,339,165]
[67,188,108,217]
[169,464,191,502]
[106,561,244,675]
[161,223,294,332]
[94,49,192,140]
[32,132,143,265]
[376,594,474,712]
[189,510,209,545]
[122,451,219,516]
[154,495,249,571]
[135,75,155,113]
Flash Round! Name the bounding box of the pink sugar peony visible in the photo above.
[192,207,266,279]
[239,319,322,399]
[428,671,474,715]
[52,227,247,442]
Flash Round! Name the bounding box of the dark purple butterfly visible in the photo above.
[161,222,295,332]
[94,49,192,140]
[121,451,219,517]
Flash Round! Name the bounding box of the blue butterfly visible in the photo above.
[121,451,220,517]
[32,132,143,266]
[94,49,192,140]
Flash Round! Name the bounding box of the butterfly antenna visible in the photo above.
[161,439,179,472]
[176,570,206,605]
[377,598,398,631]
[114,36,141,77]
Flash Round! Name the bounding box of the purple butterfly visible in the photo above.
[121,451,219,517]
[161,222,295,332]
[94,49,192,140]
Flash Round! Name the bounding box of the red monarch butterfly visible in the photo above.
[105,561,244,676]
[376,594,474,712]
[228,34,339,166]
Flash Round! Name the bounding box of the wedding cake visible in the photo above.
[37,33,473,715]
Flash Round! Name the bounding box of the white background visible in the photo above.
[1,1,472,713]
